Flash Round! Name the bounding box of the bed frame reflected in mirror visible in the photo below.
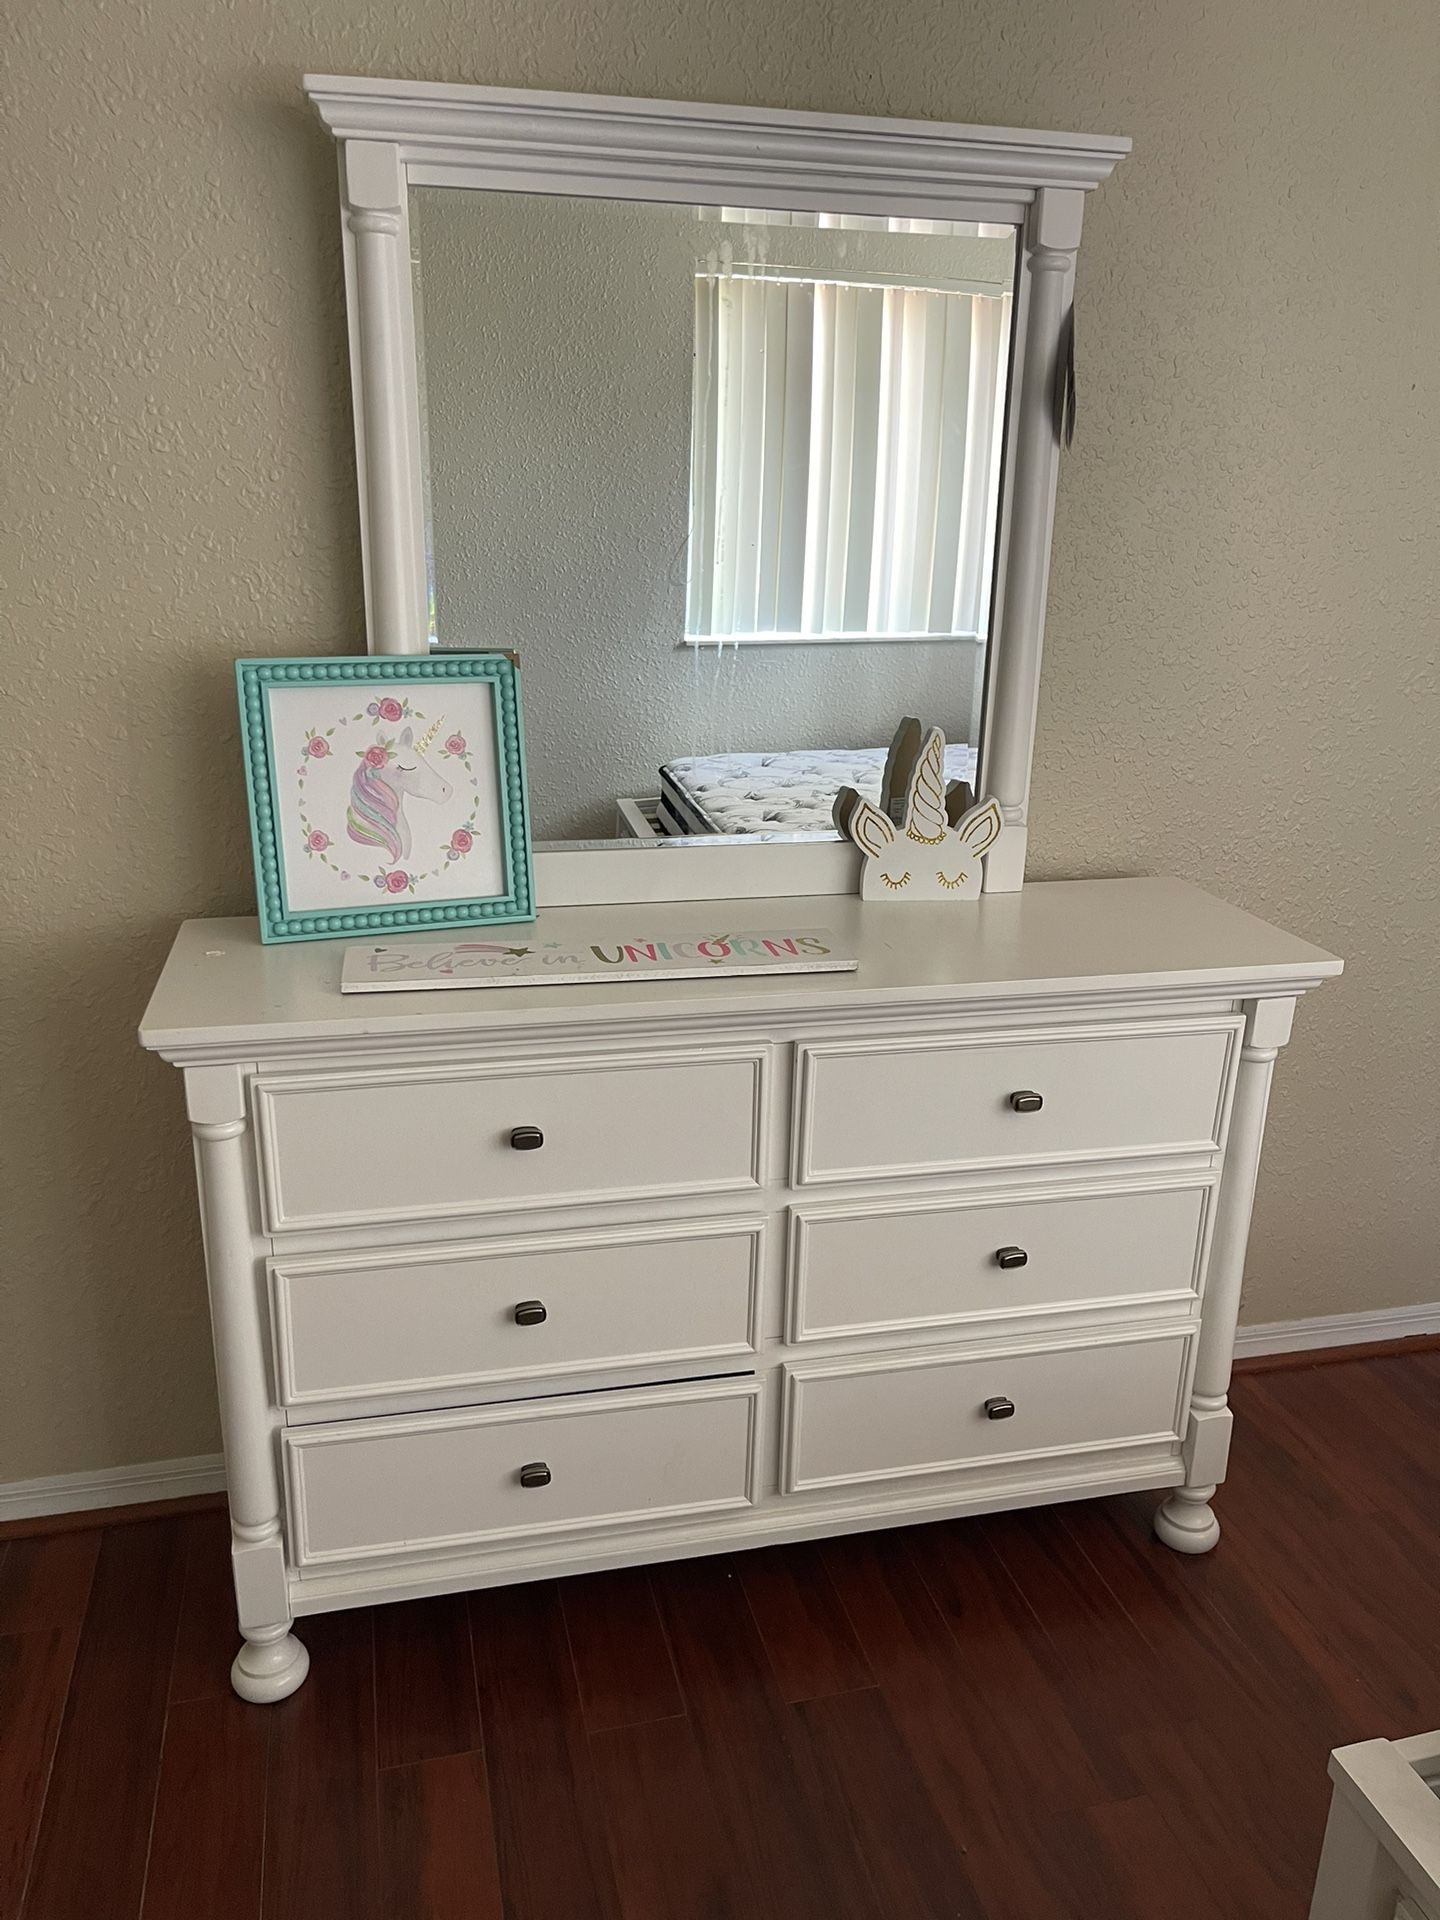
[305,77,1128,904]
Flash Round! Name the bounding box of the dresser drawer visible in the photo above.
[783,1329,1191,1493]
[788,1182,1212,1342]
[793,1020,1239,1187]
[284,1377,761,1568]
[253,1046,768,1232]
[271,1218,764,1407]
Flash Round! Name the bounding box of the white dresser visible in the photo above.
[140,875,1340,1700]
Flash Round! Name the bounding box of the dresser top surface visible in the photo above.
[139,877,1340,1058]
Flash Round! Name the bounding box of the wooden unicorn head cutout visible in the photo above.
[833,720,1002,901]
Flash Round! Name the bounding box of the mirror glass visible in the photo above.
[410,188,1018,844]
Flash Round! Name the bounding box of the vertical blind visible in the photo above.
[687,243,1011,643]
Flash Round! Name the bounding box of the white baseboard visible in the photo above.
[0,1452,226,1525]
[3,1304,1437,1524]
[1234,1301,1440,1360]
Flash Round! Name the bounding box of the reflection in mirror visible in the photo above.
[410,190,1017,844]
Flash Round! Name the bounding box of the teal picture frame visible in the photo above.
[236,653,534,944]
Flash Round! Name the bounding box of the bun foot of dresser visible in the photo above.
[232,1629,310,1703]
[1154,1484,1221,1554]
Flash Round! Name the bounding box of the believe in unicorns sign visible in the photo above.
[340,929,856,993]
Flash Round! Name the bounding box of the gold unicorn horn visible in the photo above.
[904,727,948,844]
[417,713,444,752]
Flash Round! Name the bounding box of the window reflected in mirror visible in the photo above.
[687,210,1012,650]
[409,189,1017,843]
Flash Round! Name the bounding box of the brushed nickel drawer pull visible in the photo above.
[513,1300,547,1326]
[1008,1090,1043,1113]
[984,1396,1016,1420]
[509,1125,544,1151]
[995,1246,1029,1270]
[518,1462,552,1488]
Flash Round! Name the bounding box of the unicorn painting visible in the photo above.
[347,717,455,866]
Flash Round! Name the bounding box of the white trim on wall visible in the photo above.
[3,1297,1436,1524]
[0,1452,226,1525]
[1231,1301,1440,1360]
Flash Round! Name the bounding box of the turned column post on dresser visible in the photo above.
[1153,994,1295,1553]
[185,1062,310,1701]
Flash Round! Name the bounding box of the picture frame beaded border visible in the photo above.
[236,653,534,943]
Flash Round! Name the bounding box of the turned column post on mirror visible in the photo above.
[339,137,428,655]
[979,185,1083,893]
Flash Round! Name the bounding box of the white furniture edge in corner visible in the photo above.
[301,73,1130,904]
[1310,1733,1440,1920]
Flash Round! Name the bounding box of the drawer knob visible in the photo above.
[519,1462,552,1488]
[509,1126,545,1151]
[1008,1090,1043,1113]
[513,1300,548,1327]
[995,1246,1029,1271]
[984,1396,1016,1420]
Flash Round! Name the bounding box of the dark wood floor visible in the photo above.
[3,1349,1437,1920]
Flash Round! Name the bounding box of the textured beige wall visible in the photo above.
[4,0,1436,1481]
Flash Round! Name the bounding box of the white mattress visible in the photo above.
[658,744,979,836]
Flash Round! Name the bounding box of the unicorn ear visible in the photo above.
[834,786,895,857]
[880,718,922,824]
[955,796,1003,858]
[944,779,975,829]
[832,785,862,838]
[399,725,413,748]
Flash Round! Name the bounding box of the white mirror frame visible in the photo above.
[304,75,1127,906]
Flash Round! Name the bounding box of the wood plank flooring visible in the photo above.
[3,1350,1436,1920]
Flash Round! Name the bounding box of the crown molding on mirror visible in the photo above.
[303,75,1129,905]
[304,76,1129,201]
